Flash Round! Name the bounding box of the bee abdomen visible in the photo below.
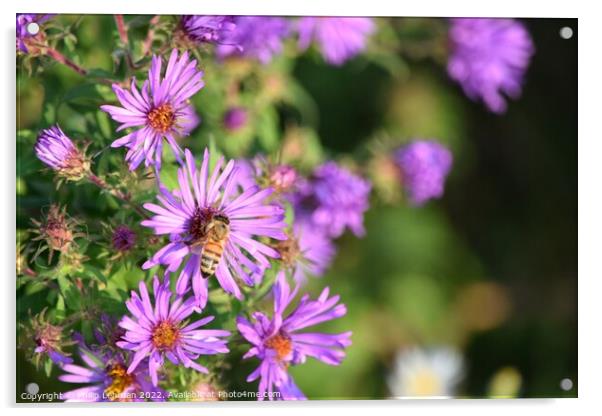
[200,242,224,277]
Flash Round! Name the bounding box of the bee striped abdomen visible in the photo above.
[200,241,225,277]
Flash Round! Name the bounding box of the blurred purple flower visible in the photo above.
[447,18,534,114]
[276,221,336,284]
[34,125,90,181]
[234,155,298,195]
[223,106,248,132]
[232,157,260,191]
[17,14,53,53]
[101,49,204,171]
[394,140,453,206]
[269,164,298,193]
[180,15,237,45]
[292,161,371,238]
[217,16,290,64]
[116,276,230,386]
[297,17,374,66]
[141,148,287,307]
[237,272,351,400]
[59,346,164,402]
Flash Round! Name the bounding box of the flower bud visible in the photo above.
[111,225,137,253]
[34,125,90,182]
[223,107,248,132]
[190,381,220,401]
[269,164,297,193]
[31,204,81,263]
[20,309,74,368]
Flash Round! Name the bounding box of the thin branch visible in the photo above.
[114,15,129,46]
[46,47,88,76]
[88,174,149,219]
[143,15,161,56]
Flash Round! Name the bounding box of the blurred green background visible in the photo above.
[17,16,577,400]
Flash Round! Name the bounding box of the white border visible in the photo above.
[4,0,599,414]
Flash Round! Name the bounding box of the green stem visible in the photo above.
[87,173,149,219]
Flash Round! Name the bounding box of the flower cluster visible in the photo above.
[19,13,537,402]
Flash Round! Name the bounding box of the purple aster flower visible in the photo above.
[237,271,351,400]
[216,16,290,64]
[116,276,230,386]
[235,155,298,195]
[17,14,53,53]
[223,106,248,132]
[111,225,137,252]
[447,18,535,114]
[292,161,371,238]
[100,49,204,171]
[275,221,336,284]
[180,15,238,45]
[394,140,453,206]
[297,17,375,66]
[141,148,287,307]
[59,346,164,402]
[34,125,90,181]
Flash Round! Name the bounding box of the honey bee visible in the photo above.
[197,214,230,278]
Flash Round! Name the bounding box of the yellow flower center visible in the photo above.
[104,363,135,401]
[407,369,442,396]
[147,103,175,133]
[264,333,292,361]
[151,321,180,350]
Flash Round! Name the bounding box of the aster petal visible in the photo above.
[236,316,263,346]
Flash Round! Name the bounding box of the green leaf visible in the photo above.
[96,110,112,140]
[61,83,104,106]
[44,358,53,377]
[42,102,56,125]
[55,294,66,321]
[256,106,279,152]
[84,264,108,284]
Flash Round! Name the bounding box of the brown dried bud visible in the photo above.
[31,204,82,262]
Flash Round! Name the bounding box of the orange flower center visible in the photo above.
[151,321,180,350]
[264,333,292,361]
[147,103,175,133]
[104,363,135,401]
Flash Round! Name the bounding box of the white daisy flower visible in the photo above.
[388,346,464,398]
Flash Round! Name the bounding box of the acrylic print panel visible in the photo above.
[16,14,577,402]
